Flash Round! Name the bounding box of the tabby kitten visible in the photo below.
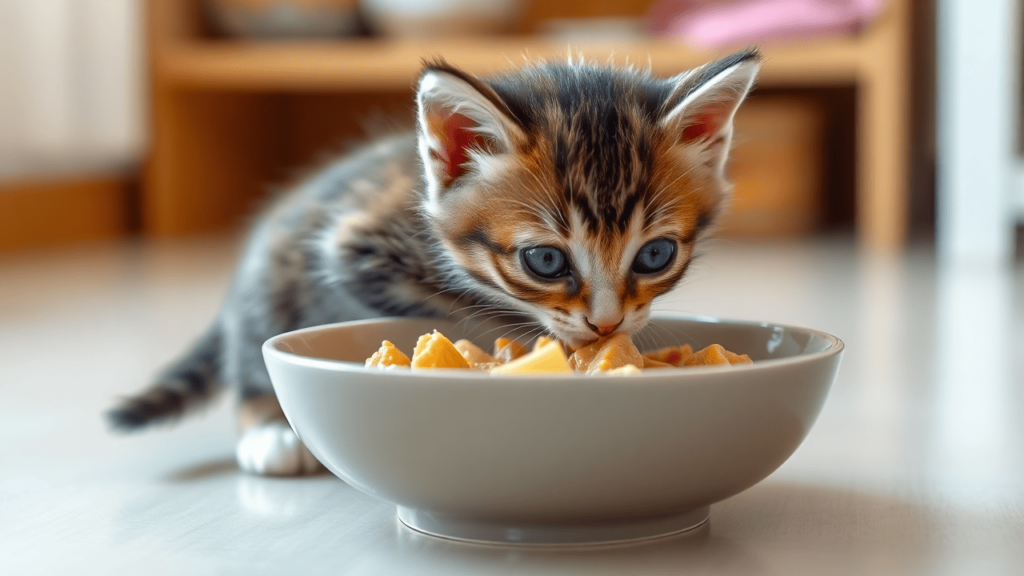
[108,48,761,476]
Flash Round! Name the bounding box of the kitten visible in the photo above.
[107,48,761,476]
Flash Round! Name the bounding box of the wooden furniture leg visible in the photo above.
[857,0,910,251]
[144,90,283,235]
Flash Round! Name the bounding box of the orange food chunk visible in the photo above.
[411,331,471,369]
[454,339,499,370]
[641,355,673,369]
[678,344,695,364]
[607,364,642,375]
[642,344,694,366]
[723,350,753,365]
[567,334,609,371]
[368,328,751,375]
[365,340,411,368]
[533,336,557,351]
[490,341,572,375]
[494,338,528,364]
[682,344,733,367]
[569,333,644,373]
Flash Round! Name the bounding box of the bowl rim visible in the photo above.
[263,313,845,380]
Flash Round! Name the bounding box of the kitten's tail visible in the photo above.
[106,326,223,432]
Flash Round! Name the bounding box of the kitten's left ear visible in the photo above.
[660,48,761,170]
[416,62,525,203]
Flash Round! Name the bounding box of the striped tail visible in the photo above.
[106,326,223,432]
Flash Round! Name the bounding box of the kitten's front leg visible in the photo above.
[222,252,326,476]
[236,393,325,476]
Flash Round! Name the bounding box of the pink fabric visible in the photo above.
[647,0,887,48]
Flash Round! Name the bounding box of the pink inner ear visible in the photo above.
[681,104,729,143]
[427,108,486,186]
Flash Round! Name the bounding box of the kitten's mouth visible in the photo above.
[562,331,614,350]
[560,324,643,350]
[548,319,641,350]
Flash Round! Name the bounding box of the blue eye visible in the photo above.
[521,247,569,279]
[632,239,676,274]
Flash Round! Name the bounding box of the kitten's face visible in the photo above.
[417,52,760,348]
[427,137,705,349]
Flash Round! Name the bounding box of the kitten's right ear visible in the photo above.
[416,63,524,204]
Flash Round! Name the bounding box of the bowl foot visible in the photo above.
[397,506,710,546]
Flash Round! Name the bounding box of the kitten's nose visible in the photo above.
[586,316,623,337]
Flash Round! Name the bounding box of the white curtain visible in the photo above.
[0,0,144,180]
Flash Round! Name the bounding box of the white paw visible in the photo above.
[236,420,324,476]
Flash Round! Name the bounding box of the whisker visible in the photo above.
[516,325,546,346]
[646,310,698,347]
[477,320,543,342]
[645,320,682,349]
[455,308,521,329]
[634,325,653,352]
[635,327,655,353]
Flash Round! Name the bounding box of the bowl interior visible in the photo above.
[269,315,837,369]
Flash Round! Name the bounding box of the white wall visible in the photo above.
[936,0,1021,265]
[0,0,144,180]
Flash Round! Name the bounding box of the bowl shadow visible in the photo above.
[382,479,937,575]
[163,457,239,483]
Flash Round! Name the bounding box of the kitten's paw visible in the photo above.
[236,420,324,476]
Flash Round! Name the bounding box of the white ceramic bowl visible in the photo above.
[263,316,843,545]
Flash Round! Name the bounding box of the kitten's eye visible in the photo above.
[521,246,569,279]
[632,238,676,274]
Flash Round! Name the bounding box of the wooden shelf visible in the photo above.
[146,0,911,249]
[155,35,867,92]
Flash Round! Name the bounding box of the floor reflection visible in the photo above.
[377,480,942,575]
[392,517,770,575]
[932,264,1017,502]
[236,474,330,517]
[857,252,910,469]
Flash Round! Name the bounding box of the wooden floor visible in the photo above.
[2,234,1022,575]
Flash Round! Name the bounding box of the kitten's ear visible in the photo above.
[416,63,524,197]
[660,48,761,170]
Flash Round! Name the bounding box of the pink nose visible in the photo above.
[586,317,623,336]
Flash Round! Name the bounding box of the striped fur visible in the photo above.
[106,50,760,466]
[419,49,760,347]
[107,327,221,430]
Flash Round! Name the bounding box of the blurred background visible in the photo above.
[0,0,1021,270]
[0,0,1018,263]
[5,0,1016,258]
